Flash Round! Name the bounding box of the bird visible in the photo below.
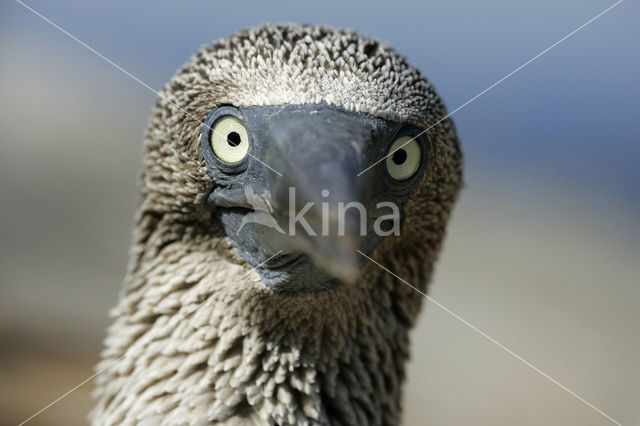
[91,23,463,426]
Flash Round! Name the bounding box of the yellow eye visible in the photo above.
[385,136,421,181]
[210,116,250,164]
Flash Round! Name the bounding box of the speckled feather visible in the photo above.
[92,24,462,425]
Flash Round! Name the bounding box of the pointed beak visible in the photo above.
[261,107,375,282]
[208,105,393,287]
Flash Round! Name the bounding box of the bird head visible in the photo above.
[137,23,462,296]
[95,23,463,425]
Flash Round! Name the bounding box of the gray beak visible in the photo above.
[207,104,400,289]
[261,107,374,281]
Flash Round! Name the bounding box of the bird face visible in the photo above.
[201,103,429,293]
[131,23,462,300]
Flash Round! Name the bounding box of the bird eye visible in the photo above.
[385,136,421,181]
[210,116,250,164]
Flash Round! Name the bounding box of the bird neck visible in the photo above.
[93,217,425,425]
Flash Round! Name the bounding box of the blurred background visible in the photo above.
[1,0,638,424]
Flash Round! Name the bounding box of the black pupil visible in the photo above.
[392,149,407,165]
[227,132,241,147]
